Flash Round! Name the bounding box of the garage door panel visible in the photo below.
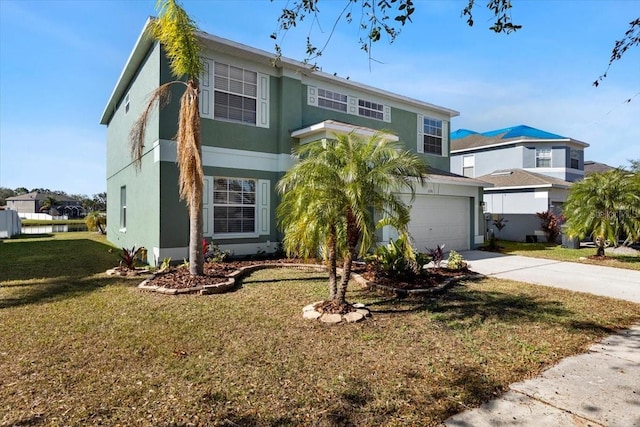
[407,196,470,251]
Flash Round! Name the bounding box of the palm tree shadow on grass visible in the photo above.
[353,286,618,335]
[0,276,115,309]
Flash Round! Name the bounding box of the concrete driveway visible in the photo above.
[444,251,640,426]
[460,250,640,303]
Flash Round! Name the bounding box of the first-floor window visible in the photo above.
[536,147,552,167]
[213,178,256,234]
[120,185,126,230]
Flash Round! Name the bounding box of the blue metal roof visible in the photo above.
[451,129,479,139]
[451,124,567,140]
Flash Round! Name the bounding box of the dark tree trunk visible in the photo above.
[335,210,360,305]
[327,226,338,299]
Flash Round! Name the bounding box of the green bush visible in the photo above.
[447,250,467,270]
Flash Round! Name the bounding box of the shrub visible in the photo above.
[536,210,563,243]
[492,217,508,234]
[426,244,445,268]
[369,235,426,278]
[205,243,231,263]
[447,250,467,270]
[119,246,143,269]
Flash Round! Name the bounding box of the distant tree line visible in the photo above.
[0,187,106,212]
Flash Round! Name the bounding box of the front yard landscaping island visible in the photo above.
[2,233,639,426]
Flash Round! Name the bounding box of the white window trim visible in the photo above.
[536,147,552,168]
[199,57,269,128]
[307,85,391,123]
[119,185,127,232]
[462,155,475,177]
[417,115,448,157]
[203,177,271,239]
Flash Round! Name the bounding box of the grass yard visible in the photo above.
[1,234,640,426]
[498,240,640,271]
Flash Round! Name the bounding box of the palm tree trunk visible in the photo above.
[189,202,204,275]
[327,226,338,299]
[596,239,605,257]
[336,210,359,304]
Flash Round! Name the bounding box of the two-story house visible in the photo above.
[100,19,487,265]
[450,125,589,242]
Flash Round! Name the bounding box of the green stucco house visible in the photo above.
[100,19,487,266]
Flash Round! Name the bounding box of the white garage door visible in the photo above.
[407,196,470,252]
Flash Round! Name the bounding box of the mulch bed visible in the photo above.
[144,259,321,289]
[360,267,472,290]
[136,258,474,293]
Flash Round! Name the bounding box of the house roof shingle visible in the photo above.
[477,169,572,190]
[584,160,616,175]
[6,192,80,203]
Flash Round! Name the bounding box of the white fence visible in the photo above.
[0,210,22,238]
[17,212,68,220]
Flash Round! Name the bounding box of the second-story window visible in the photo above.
[214,62,257,125]
[422,117,443,155]
[536,147,552,167]
[317,88,348,112]
[358,99,384,120]
[570,149,580,169]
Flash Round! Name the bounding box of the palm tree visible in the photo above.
[564,169,640,256]
[130,0,205,275]
[85,211,106,235]
[39,196,59,215]
[277,133,427,309]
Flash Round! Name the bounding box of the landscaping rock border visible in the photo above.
[350,271,484,297]
[137,263,327,295]
[302,301,371,324]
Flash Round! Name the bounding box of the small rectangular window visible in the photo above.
[462,155,475,177]
[536,147,552,168]
[317,88,348,112]
[120,186,127,230]
[124,94,130,114]
[358,99,384,120]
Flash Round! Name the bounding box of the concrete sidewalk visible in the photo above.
[443,251,640,426]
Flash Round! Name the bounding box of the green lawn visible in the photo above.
[497,240,640,271]
[1,234,639,426]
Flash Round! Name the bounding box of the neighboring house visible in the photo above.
[100,19,487,266]
[6,192,85,218]
[584,160,615,176]
[450,125,589,242]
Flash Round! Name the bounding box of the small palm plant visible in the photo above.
[564,169,640,256]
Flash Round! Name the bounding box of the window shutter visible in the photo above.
[307,86,318,107]
[202,176,213,237]
[257,73,270,128]
[199,58,214,120]
[417,114,424,153]
[258,179,270,235]
[442,120,449,156]
[384,106,391,123]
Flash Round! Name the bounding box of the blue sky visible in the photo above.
[0,0,638,196]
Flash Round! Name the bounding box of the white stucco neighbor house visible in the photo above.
[450,125,589,242]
